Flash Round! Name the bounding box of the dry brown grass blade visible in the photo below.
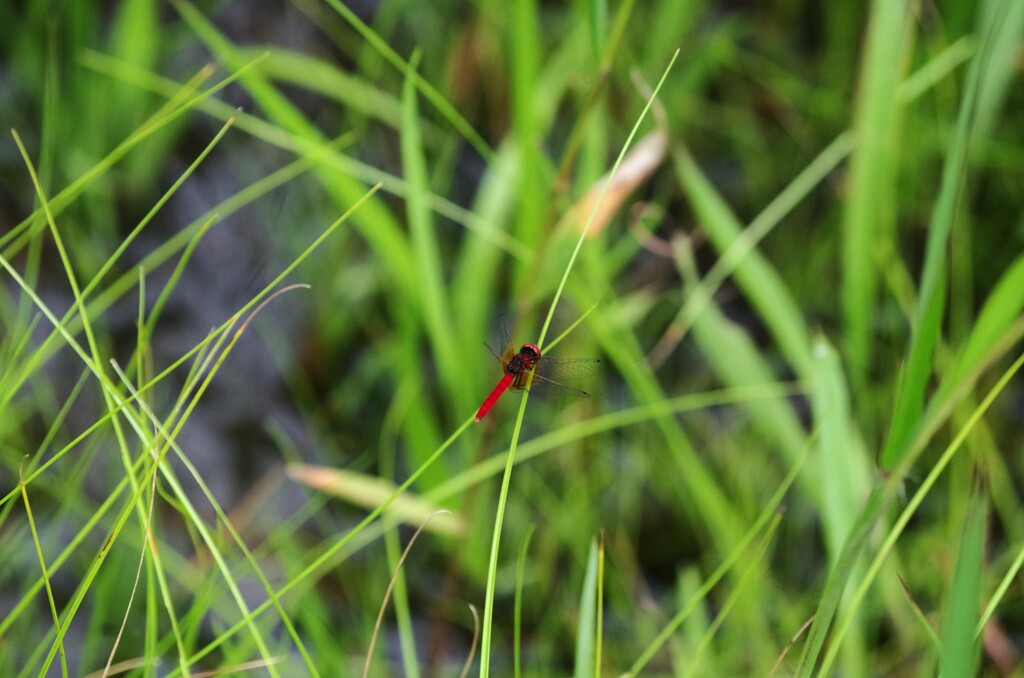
[363,510,454,678]
[101,372,161,678]
[190,656,285,677]
[459,604,481,678]
[81,657,157,678]
[559,129,668,238]
[769,615,815,677]
[288,462,466,536]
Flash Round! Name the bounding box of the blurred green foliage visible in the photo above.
[1,0,1023,675]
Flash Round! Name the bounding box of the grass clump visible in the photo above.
[1,1,1023,676]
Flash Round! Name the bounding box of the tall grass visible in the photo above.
[1,0,1023,676]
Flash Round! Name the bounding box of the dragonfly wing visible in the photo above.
[533,357,602,382]
[517,371,591,398]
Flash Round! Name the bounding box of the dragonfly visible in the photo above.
[474,342,601,422]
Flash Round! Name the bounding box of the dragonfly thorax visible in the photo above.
[506,343,541,375]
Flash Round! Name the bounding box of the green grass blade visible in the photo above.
[880,0,1013,468]
[810,336,870,675]
[684,514,781,677]
[978,524,1024,637]
[811,336,870,561]
[84,50,528,259]
[479,386,533,678]
[671,145,813,378]
[1,180,382,675]
[653,132,853,369]
[794,485,885,677]
[940,491,986,677]
[930,252,1024,417]
[19,467,68,678]
[595,535,604,678]
[256,48,405,128]
[172,0,418,300]
[537,49,679,347]
[401,52,467,411]
[841,0,912,384]
[813,349,1024,675]
[166,417,475,674]
[677,244,807,470]
[509,0,545,252]
[426,383,803,504]
[968,0,1024,144]
[114,323,316,675]
[587,0,608,60]
[513,525,536,678]
[573,539,599,678]
[626,433,812,675]
[317,0,496,163]
[0,54,264,256]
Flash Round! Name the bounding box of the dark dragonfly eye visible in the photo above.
[519,343,541,360]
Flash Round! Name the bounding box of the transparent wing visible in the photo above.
[533,356,602,382]
[512,357,602,397]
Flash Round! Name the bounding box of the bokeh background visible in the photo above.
[2,1,1023,676]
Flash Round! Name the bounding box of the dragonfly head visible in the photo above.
[519,343,541,361]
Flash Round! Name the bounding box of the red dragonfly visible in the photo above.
[474,342,600,422]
